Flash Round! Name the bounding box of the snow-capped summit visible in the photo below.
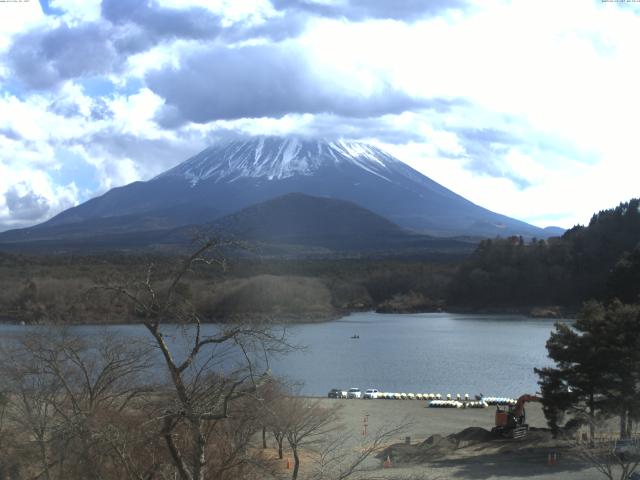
[156,137,403,185]
[3,136,555,244]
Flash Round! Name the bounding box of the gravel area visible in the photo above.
[297,398,610,480]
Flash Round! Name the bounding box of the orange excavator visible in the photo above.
[492,394,541,438]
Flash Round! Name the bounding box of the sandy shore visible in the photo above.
[279,398,609,480]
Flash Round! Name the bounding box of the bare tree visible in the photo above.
[264,393,409,480]
[281,397,339,480]
[309,419,409,480]
[1,341,62,480]
[0,329,155,480]
[258,380,290,460]
[571,418,640,480]
[0,392,8,465]
[107,238,291,480]
[270,414,287,461]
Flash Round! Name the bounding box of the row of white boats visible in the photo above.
[371,393,518,409]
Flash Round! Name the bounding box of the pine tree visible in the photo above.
[536,301,640,438]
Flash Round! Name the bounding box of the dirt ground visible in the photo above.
[283,398,613,480]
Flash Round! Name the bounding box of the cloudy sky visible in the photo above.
[0,0,638,232]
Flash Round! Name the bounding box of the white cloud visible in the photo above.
[295,1,640,227]
[100,158,141,191]
[158,0,274,22]
[1,0,639,231]
[0,1,44,50]
[0,83,183,228]
[108,88,165,137]
[0,164,79,231]
[49,0,102,22]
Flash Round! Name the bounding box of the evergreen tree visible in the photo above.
[608,247,640,303]
[536,301,640,438]
[449,197,640,309]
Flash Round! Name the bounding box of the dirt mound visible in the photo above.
[449,427,496,444]
[378,427,558,464]
[379,443,420,464]
[380,434,458,464]
[382,427,558,465]
[419,434,458,453]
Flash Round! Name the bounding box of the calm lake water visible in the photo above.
[0,312,566,397]
[269,312,564,397]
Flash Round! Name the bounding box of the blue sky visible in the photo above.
[0,0,639,232]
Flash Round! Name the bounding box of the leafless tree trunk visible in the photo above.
[275,432,285,460]
[262,425,267,449]
[257,378,288,460]
[107,238,291,480]
[280,397,338,480]
[0,393,7,456]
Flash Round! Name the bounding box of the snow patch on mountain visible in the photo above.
[156,137,400,185]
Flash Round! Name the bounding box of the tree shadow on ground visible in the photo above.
[425,448,593,479]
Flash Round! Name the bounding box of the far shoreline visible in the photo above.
[0,306,575,326]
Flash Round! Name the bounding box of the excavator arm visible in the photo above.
[493,394,541,438]
[512,394,541,418]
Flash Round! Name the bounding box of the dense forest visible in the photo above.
[448,198,640,313]
[0,198,638,324]
[0,253,457,324]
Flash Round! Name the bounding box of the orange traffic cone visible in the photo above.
[383,455,392,468]
[286,458,291,469]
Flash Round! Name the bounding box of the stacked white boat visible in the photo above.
[481,397,517,406]
[379,392,444,400]
[357,392,517,409]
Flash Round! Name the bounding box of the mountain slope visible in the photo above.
[0,193,475,255]
[203,193,475,253]
[213,192,404,241]
[0,137,557,247]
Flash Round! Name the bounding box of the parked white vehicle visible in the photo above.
[347,388,362,399]
[363,388,380,399]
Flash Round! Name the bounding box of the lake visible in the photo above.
[269,312,564,396]
[0,312,565,397]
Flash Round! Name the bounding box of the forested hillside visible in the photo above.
[0,253,457,324]
[2,199,638,323]
[448,198,640,310]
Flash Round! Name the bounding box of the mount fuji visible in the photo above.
[0,137,559,251]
